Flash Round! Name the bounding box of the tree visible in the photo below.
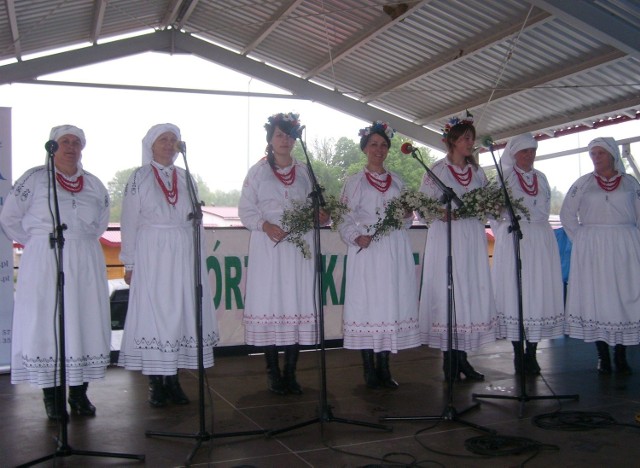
[311,136,336,165]
[331,137,364,177]
[108,167,136,222]
[210,189,241,206]
[550,186,565,215]
[193,173,215,205]
[384,137,436,191]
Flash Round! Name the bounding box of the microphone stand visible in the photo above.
[18,144,144,467]
[268,131,390,436]
[472,146,578,417]
[381,148,492,434]
[145,144,266,465]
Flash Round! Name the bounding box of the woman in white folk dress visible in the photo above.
[418,113,496,381]
[338,121,420,389]
[118,123,219,406]
[560,137,640,375]
[239,112,329,395]
[491,133,564,375]
[0,124,110,420]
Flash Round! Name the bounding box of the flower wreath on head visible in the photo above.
[264,112,300,131]
[441,110,474,142]
[358,121,395,140]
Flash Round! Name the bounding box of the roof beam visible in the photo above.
[5,0,21,60]
[362,7,551,102]
[490,97,640,142]
[90,0,108,44]
[416,47,626,124]
[531,0,640,59]
[160,0,183,27]
[174,31,445,148]
[0,29,444,148]
[240,0,303,56]
[302,0,425,80]
[0,30,173,84]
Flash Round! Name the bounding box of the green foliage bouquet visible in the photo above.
[279,194,349,258]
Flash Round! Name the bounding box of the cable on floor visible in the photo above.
[533,410,640,431]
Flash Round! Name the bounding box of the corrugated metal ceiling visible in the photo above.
[0,0,638,151]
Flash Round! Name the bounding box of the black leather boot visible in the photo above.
[376,351,399,389]
[264,345,286,395]
[283,344,302,395]
[614,344,632,375]
[361,349,379,388]
[457,351,484,381]
[512,341,524,374]
[42,386,63,420]
[596,341,611,374]
[443,350,461,382]
[164,374,190,404]
[68,382,96,416]
[148,375,168,407]
[525,341,541,375]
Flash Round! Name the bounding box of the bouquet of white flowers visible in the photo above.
[365,190,440,246]
[454,183,530,223]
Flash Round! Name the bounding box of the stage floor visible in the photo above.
[2,337,639,467]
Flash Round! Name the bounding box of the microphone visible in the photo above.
[290,125,305,139]
[480,135,495,148]
[400,142,416,155]
[174,141,186,153]
[44,140,58,153]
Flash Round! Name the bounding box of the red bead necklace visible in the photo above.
[447,164,472,186]
[594,173,621,192]
[272,165,296,186]
[152,165,178,206]
[515,170,538,196]
[56,173,84,193]
[365,171,392,192]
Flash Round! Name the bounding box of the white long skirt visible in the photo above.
[492,220,565,341]
[118,225,218,375]
[342,229,420,353]
[11,235,111,388]
[243,229,318,346]
[419,219,497,351]
[565,224,640,345]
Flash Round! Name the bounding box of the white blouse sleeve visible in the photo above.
[0,168,39,245]
[559,179,583,242]
[119,169,142,268]
[238,165,266,232]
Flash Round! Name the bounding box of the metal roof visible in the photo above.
[1,0,638,151]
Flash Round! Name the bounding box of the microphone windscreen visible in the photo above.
[481,135,494,148]
[290,125,305,139]
[45,140,59,153]
[400,142,413,154]
[174,141,186,153]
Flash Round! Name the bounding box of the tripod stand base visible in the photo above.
[146,427,267,465]
[473,392,579,418]
[380,402,494,434]
[267,404,391,437]
[17,441,144,468]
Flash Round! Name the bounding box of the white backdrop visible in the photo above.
[0,107,13,372]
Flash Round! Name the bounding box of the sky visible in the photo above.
[1,51,639,197]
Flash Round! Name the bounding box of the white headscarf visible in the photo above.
[141,123,181,165]
[500,133,537,179]
[46,124,86,170]
[588,137,624,174]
